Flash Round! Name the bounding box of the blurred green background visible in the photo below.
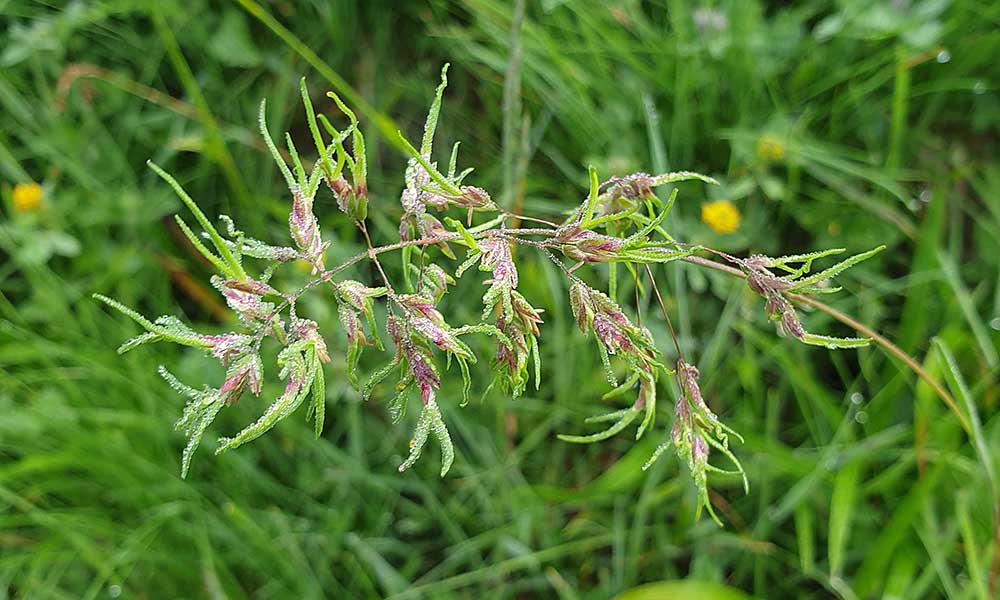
[2,1,999,598]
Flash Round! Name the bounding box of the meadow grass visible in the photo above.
[1,1,998,598]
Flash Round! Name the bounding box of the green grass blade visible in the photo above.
[258,98,296,190]
[174,215,230,275]
[852,463,944,597]
[147,161,246,280]
[956,490,990,600]
[231,0,402,147]
[790,246,886,290]
[300,78,334,181]
[828,457,860,577]
[420,64,450,158]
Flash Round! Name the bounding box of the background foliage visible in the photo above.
[1,0,998,598]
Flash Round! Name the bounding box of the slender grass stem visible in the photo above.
[682,255,972,434]
[231,0,402,148]
[151,7,251,211]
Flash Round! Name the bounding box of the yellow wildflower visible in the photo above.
[701,200,741,234]
[756,133,786,161]
[12,182,43,212]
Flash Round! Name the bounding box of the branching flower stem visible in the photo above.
[247,216,967,438]
[249,227,561,351]
[101,68,971,521]
[644,264,683,360]
[682,255,971,434]
[359,221,395,294]
[542,247,968,436]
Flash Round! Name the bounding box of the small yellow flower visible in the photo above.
[701,199,741,234]
[12,182,43,212]
[756,133,786,161]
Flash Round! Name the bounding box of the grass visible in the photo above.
[1,0,999,598]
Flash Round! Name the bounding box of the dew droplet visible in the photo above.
[109,585,122,598]
[918,189,932,204]
[936,50,950,63]
[973,81,986,95]
[854,411,869,424]
[990,317,1000,331]
[850,392,864,405]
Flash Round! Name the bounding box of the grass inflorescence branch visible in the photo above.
[96,65,905,523]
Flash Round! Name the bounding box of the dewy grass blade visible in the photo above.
[232,0,403,148]
[147,161,247,281]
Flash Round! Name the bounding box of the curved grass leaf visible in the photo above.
[789,245,885,290]
[398,399,455,477]
[558,406,640,443]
